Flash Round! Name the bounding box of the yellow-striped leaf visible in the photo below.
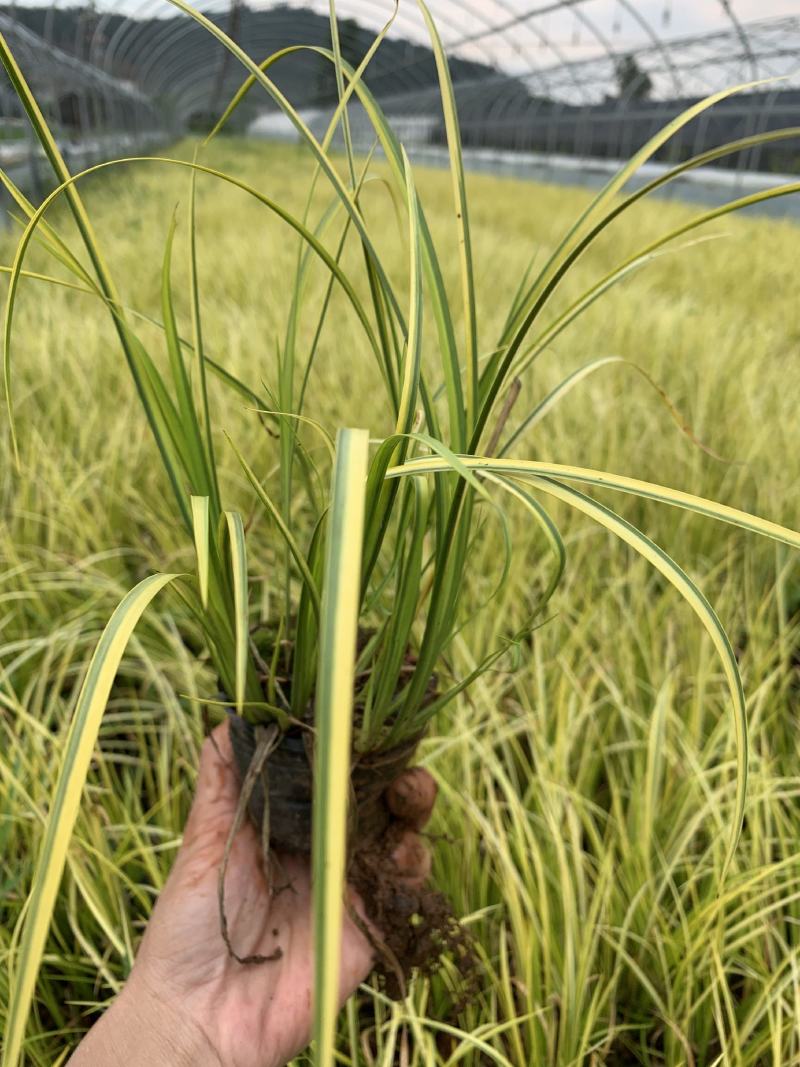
[2,572,180,1067]
[394,146,423,438]
[190,496,210,609]
[390,456,800,551]
[416,0,478,424]
[312,428,369,1066]
[222,511,249,715]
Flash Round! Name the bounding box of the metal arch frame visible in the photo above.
[719,0,758,82]
[374,0,618,105]
[437,13,800,107]
[0,0,798,175]
[121,14,392,119]
[104,1,543,125]
[73,0,678,116]
[614,0,681,99]
[0,9,155,112]
[0,5,160,204]
[494,16,582,102]
[438,0,758,100]
[89,0,499,122]
[434,0,582,101]
[16,2,799,112]
[343,11,800,169]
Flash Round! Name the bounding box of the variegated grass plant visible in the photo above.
[2,3,800,1064]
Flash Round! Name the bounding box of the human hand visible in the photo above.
[69,721,437,1067]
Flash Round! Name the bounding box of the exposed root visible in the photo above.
[218,723,283,965]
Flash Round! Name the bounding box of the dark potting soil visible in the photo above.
[347,823,477,999]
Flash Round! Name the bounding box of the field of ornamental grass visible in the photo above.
[2,137,800,1064]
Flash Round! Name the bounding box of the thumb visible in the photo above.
[180,722,242,859]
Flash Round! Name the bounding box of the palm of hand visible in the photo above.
[128,727,375,1067]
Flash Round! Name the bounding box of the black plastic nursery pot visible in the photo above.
[227,712,420,853]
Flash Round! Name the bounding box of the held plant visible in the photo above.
[3,3,800,1063]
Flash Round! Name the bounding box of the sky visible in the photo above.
[18,0,799,37]
[442,0,800,68]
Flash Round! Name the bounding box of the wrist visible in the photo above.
[69,978,220,1067]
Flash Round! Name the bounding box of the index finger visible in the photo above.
[385,767,438,831]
